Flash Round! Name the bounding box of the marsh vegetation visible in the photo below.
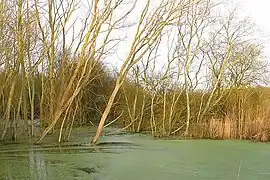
[0,0,269,144]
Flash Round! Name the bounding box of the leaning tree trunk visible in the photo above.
[91,79,123,144]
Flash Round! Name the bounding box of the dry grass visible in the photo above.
[201,108,270,142]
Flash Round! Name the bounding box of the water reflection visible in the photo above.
[2,137,270,180]
[0,144,118,180]
[0,148,48,179]
[29,149,47,180]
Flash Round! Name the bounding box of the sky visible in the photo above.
[236,0,270,58]
[67,0,270,71]
[53,0,270,89]
[238,0,270,34]
[116,0,270,65]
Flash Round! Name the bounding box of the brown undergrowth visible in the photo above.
[116,85,270,142]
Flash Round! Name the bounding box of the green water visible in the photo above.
[1,133,270,180]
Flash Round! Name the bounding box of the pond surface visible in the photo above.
[1,130,270,180]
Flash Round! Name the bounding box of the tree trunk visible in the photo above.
[91,79,122,144]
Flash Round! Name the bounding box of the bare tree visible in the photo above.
[198,10,267,121]
[36,0,138,143]
[91,0,195,144]
[175,0,213,136]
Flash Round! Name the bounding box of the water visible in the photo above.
[1,132,270,180]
